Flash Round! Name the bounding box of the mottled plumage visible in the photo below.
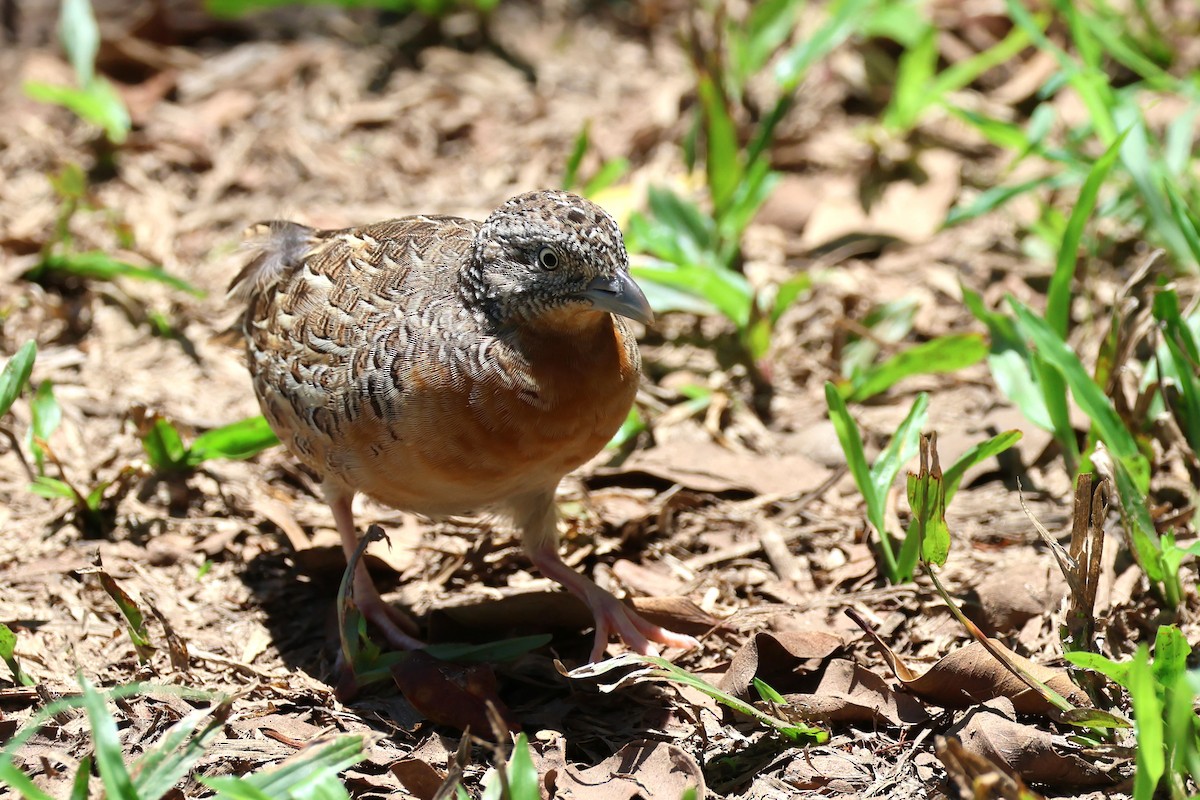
[233,190,696,661]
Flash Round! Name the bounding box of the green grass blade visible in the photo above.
[942,430,1022,503]
[869,392,929,514]
[0,340,37,419]
[561,122,590,191]
[775,0,871,90]
[824,382,881,532]
[1128,647,1166,800]
[133,706,227,800]
[186,416,280,466]
[80,677,139,800]
[1009,297,1149,491]
[698,75,741,215]
[846,334,987,403]
[1048,130,1128,337]
[35,251,202,295]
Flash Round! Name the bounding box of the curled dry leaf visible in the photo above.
[779,659,929,727]
[936,734,1045,800]
[535,737,706,800]
[718,630,843,697]
[948,700,1127,788]
[868,637,1088,716]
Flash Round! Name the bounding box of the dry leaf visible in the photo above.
[781,659,929,726]
[718,630,843,697]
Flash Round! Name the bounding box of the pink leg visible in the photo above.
[326,488,423,650]
[515,491,699,663]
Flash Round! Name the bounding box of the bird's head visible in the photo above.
[463,190,653,330]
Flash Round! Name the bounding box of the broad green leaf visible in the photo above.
[1064,650,1131,684]
[582,157,629,198]
[97,571,155,662]
[187,416,280,465]
[23,79,130,144]
[497,733,540,800]
[142,417,187,471]
[0,340,37,418]
[882,24,937,133]
[1111,454,1163,585]
[729,0,803,87]
[846,334,988,403]
[631,262,752,327]
[0,623,34,686]
[29,476,79,502]
[770,273,811,326]
[28,381,61,473]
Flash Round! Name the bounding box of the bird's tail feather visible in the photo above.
[228,221,317,302]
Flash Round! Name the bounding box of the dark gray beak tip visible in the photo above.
[581,272,654,326]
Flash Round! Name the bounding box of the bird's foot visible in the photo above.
[351,588,424,651]
[584,589,700,664]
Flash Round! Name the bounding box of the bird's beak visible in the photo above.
[581,272,654,326]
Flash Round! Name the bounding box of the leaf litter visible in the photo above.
[1,2,1197,799]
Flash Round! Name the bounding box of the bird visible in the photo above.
[231,189,698,662]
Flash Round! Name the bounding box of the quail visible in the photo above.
[232,190,698,662]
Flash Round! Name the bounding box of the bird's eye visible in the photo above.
[537,247,560,270]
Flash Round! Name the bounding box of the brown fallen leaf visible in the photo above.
[390,757,446,800]
[589,437,830,497]
[936,734,1045,800]
[718,630,843,697]
[948,700,1128,787]
[536,737,706,800]
[390,652,517,741]
[780,659,929,726]
[859,624,1088,715]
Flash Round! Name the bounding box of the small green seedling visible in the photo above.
[22,0,130,144]
[1067,626,1200,800]
[0,341,37,420]
[0,678,364,800]
[0,623,35,687]
[826,385,1021,583]
[138,414,280,474]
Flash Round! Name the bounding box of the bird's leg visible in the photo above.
[514,490,699,663]
[325,487,423,649]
